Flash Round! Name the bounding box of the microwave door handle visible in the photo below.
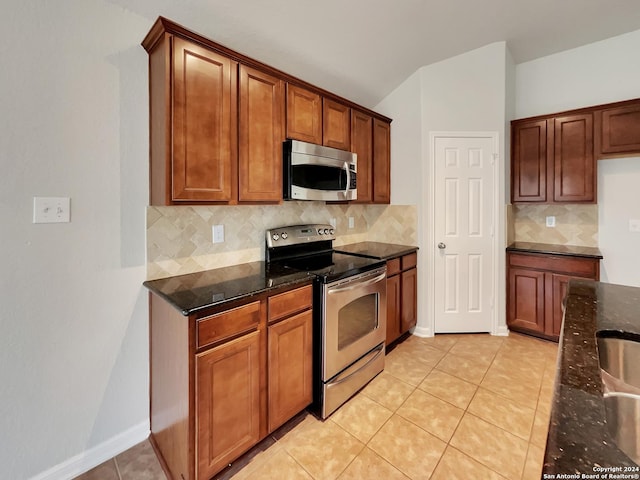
[343,162,350,195]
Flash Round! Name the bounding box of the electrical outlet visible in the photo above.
[348,217,355,229]
[546,216,556,228]
[33,197,71,223]
[212,224,224,243]
[329,218,337,228]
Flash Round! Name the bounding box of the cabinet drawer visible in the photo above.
[268,285,312,323]
[197,301,261,348]
[508,253,598,278]
[401,252,417,270]
[386,258,401,276]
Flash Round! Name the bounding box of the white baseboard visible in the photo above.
[412,325,432,337]
[493,325,510,337]
[30,421,150,480]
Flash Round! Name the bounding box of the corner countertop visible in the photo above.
[507,242,603,259]
[334,242,418,260]
[543,280,640,474]
[143,262,312,316]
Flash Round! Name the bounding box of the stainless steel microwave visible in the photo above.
[283,139,357,201]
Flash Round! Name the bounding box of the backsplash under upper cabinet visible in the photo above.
[146,203,417,280]
[512,204,598,247]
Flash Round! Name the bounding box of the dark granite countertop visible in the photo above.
[507,241,603,259]
[143,262,312,316]
[334,242,418,260]
[544,280,640,474]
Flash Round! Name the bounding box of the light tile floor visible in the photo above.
[75,332,558,480]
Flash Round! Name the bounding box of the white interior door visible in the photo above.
[433,136,495,333]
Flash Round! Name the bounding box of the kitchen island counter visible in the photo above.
[544,280,640,474]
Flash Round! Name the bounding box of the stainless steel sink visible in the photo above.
[597,336,640,390]
[598,335,640,464]
[604,392,640,464]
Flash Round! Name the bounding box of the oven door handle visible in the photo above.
[328,272,386,294]
[328,344,385,386]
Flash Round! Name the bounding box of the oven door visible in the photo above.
[322,266,387,380]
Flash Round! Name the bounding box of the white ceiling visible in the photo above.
[114,0,640,108]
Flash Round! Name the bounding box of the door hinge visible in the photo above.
[491,153,498,166]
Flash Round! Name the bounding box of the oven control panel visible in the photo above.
[266,223,335,248]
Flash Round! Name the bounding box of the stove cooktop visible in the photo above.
[265,224,386,283]
[272,251,384,283]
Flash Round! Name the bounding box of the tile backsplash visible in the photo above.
[147,202,417,279]
[512,204,598,247]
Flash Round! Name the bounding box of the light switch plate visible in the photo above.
[348,217,355,229]
[629,219,640,233]
[33,197,71,223]
[546,216,556,228]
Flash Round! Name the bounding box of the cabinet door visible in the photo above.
[196,330,261,480]
[511,119,547,202]
[550,273,572,338]
[508,267,545,335]
[286,84,322,144]
[323,99,351,150]
[596,103,640,156]
[553,113,595,202]
[400,267,417,333]
[372,118,391,204]
[351,110,373,203]
[238,65,284,202]
[172,37,237,202]
[267,310,313,432]
[386,273,401,346]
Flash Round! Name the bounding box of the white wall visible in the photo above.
[598,158,640,287]
[515,29,640,118]
[515,29,640,286]
[0,1,150,478]
[376,42,510,336]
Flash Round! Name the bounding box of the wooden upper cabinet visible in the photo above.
[238,65,284,202]
[351,110,373,203]
[596,102,640,157]
[373,118,391,204]
[286,84,322,144]
[172,37,237,202]
[511,119,547,203]
[323,99,351,150]
[553,113,594,202]
[511,113,595,204]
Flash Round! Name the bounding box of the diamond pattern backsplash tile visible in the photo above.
[512,204,598,247]
[147,203,417,279]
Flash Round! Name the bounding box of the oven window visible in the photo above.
[338,293,378,350]
[292,164,347,191]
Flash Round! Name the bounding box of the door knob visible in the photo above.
[438,242,446,249]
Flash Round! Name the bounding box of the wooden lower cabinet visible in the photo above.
[400,266,418,332]
[385,252,418,346]
[507,251,599,341]
[267,310,313,432]
[149,283,313,480]
[386,272,401,345]
[196,331,262,479]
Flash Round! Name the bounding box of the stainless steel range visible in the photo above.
[266,224,387,418]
